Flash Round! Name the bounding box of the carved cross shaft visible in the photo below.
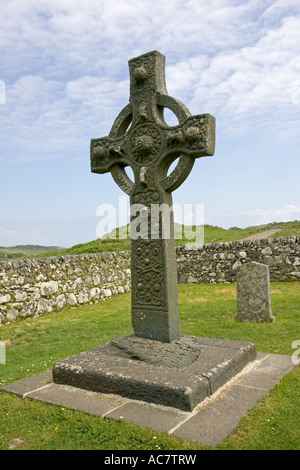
[91,51,215,342]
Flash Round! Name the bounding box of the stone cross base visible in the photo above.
[52,335,256,412]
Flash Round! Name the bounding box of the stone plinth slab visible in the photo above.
[52,335,256,412]
[2,352,295,447]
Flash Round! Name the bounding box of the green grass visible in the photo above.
[0,282,299,450]
[0,245,63,260]
[1,220,299,260]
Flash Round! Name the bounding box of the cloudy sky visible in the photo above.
[0,0,300,247]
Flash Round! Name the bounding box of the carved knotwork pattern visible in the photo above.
[132,167,160,205]
[130,54,154,108]
[132,238,164,307]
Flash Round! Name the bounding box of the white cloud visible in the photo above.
[260,0,300,25]
[207,205,300,228]
[0,226,49,245]
[0,72,131,163]
[169,13,300,134]
[0,0,294,81]
[0,0,300,165]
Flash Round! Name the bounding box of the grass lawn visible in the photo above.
[0,282,299,450]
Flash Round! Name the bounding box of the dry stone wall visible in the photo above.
[0,236,298,324]
[177,236,300,284]
[0,252,131,324]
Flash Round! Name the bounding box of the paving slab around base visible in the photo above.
[1,351,296,447]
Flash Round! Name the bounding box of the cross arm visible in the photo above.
[90,134,128,174]
[157,113,215,193]
[164,113,215,159]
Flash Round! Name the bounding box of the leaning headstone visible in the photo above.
[53,51,257,412]
[236,261,275,322]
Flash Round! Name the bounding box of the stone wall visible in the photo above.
[0,236,299,324]
[177,236,300,284]
[0,252,131,324]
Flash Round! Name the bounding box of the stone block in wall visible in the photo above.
[37,298,53,314]
[14,290,28,302]
[0,294,11,304]
[56,294,66,310]
[40,281,59,296]
[261,246,272,256]
[67,293,77,305]
[78,292,90,304]
[102,289,112,298]
[6,308,18,322]
[291,271,300,278]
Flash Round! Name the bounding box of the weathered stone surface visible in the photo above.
[37,298,52,314]
[235,261,275,322]
[105,334,202,369]
[6,308,18,322]
[0,294,10,304]
[177,236,300,284]
[55,294,66,310]
[1,370,53,396]
[77,292,89,304]
[0,252,131,323]
[14,290,28,302]
[52,335,256,411]
[40,280,59,296]
[67,293,77,305]
[90,50,215,343]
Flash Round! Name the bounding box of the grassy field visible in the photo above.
[0,282,299,450]
[0,220,299,261]
[0,244,63,260]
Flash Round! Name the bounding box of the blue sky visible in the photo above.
[0,0,300,247]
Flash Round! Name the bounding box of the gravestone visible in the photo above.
[235,261,275,322]
[52,51,257,411]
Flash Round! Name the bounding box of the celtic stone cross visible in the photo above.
[91,51,215,342]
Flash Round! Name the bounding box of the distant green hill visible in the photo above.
[0,245,64,260]
[34,220,300,259]
[1,220,299,261]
